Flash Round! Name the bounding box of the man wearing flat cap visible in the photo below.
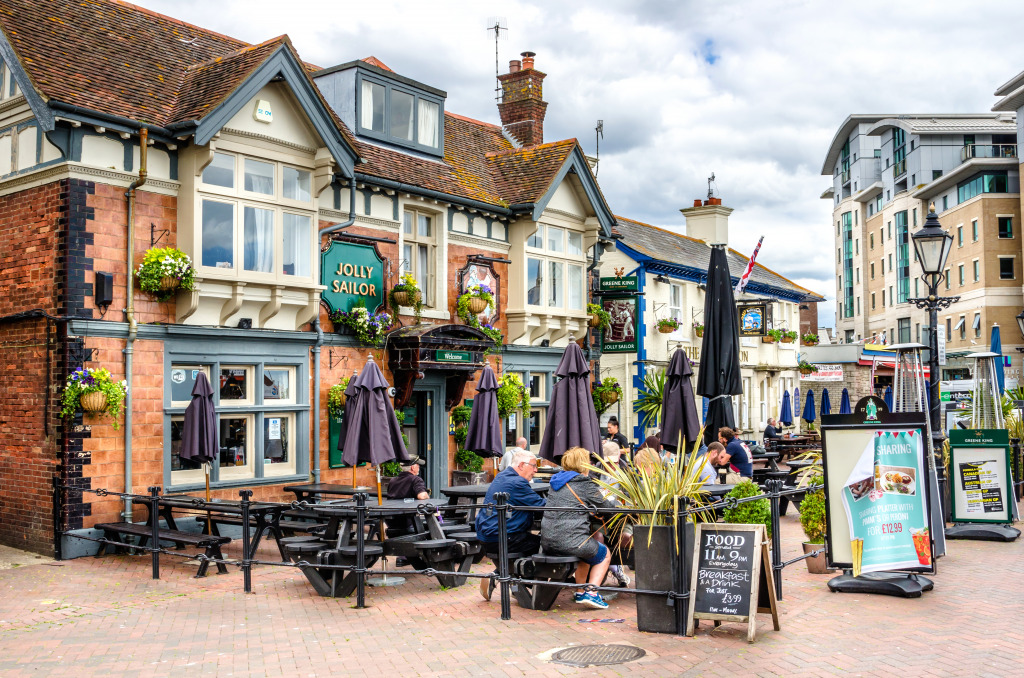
[387,455,430,501]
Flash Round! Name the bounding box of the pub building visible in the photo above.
[0,0,614,556]
[597,200,825,444]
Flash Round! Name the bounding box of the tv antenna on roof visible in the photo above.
[707,172,718,200]
[594,120,604,176]
[486,17,508,103]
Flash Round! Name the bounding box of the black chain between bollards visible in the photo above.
[495,491,511,621]
[354,493,367,609]
[239,489,253,593]
[148,486,161,580]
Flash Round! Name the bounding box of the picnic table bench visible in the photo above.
[93,522,230,577]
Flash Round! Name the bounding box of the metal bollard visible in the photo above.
[1013,439,1023,502]
[52,476,63,562]
[355,493,367,609]
[767,479,783,600]
[495,492,511,621]
[149,486,161,580]
[673,496,691,635]
[239,490,253,593]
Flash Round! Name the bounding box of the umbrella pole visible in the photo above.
[204,462,212,536]
[352,464,357,488]
[375,465,383,506]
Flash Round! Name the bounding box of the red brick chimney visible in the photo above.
[497,51,547,147]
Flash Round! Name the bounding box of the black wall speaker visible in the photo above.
[95,272,113,307]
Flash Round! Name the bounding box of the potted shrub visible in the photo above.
[587,303,611,330]
[798,361,817,376]
[389,272,424,322]
[453,449,487,486]
[329,302,392,347]
[656,318,680,334]
[781,330,797,344]
[496,373,530,419]
[693,322,704,338]
[722,480,772,540]
[633,368,665,431]
[135,247,196,301]
[592,377,623,414]
[798,486,834,574]
[60,367,128,429]
[379,459,402,494]
[589,437,713,634]
[802,333,820,346]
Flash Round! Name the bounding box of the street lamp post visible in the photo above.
[908,204,958,519]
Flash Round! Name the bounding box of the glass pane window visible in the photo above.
[402,244,412,272]
[263,415,294,475]
[202,152,234,188]
[219,416,253,480]
[170,365,209,405]
[283,167,311,202]
[528,408,545,447]
[527,258,543,306]
[416,244,429,294]
[220,366,251,403]
[548,261,563,307]
[243,206,274,273]
[547,226,564,253]
[1000,258,1014,280]
[417,214,432,237]
[202,199,235,269]
[568,264,583,310]
[403,212,413,235]
[390,89,415,141]
[527,225,544,249]
[999,217,1013,238]
[418,99,439,148]
[973,261,980,282]
[361,80,385,132]
[529,373,545,399]
[567,231,583,256]
[263,368,292,402]
[283,213,311,277]
[669,284,682,320]
[244,158,275,195]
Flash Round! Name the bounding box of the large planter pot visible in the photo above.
[80,390,107,413]
[803,542,835,574]
[466,296,488,314]
[634,523,694,634]
[392,289,420,307]
[451,470,488,486]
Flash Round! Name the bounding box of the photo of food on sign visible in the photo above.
[878,466,916,496]
[847,478,873,502]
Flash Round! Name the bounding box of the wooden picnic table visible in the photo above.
[133,495,287,560]
[283,483,373,502]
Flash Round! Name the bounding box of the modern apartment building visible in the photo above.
[822,112,1022,381]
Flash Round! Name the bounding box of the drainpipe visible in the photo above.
[123,128,148,521]
[313,171,356,481]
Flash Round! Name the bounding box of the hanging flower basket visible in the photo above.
[589,314,602,327]
[695,328,704,338]
[762,335,776,344]
[392,289,420,307]
[136,247,196,301]
[467,297,488,314]
[601,390,619,404]
[781,335,794,344]
[80,390,108,412]
[656,318,681,334]
[159,276,180,292]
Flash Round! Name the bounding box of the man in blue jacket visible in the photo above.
[475,448,545,600]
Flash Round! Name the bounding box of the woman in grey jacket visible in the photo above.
[540,447,617,610]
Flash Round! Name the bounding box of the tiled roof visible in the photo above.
[613,216,824,300]
[0,0,596,214]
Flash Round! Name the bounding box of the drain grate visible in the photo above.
[550,644,646,667]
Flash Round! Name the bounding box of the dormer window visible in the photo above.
[357,74,443,153]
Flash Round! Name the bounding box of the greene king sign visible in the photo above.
[320,240,385,314]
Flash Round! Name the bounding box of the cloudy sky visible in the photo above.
[139,0,1024,326]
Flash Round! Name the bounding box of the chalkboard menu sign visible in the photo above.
[685,524,779,642]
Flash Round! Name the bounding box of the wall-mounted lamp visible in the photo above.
[653,274,669,284]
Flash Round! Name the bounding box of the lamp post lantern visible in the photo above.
[908,204,958,519]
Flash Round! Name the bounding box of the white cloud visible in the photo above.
[137,0,1024,328]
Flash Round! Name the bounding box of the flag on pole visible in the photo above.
[734,236,764,295]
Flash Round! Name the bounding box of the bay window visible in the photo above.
[525,224,586,312]
[199,151,315,281]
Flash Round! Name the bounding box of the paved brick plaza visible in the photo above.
[0,504,1021,677]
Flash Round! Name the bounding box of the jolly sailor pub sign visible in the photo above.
[320,240,385,314]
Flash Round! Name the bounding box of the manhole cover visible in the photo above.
[550,644,646,667]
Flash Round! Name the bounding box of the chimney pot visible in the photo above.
[693,199,702,207]
[521,51,536,70]
[508,59,521,73]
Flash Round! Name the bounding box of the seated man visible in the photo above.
[763,417,782,444]
[475,449,545,600]
[718,427,753,479]
[386,456,430,501]
[499,437,529,471]
[696,442,724,484]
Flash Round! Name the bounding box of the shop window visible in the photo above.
[529,373,545,400]
[528,408,545,448]
[219,415,254,481]
[402,209,437,308]
[263,414,296,476]
[170,364,210,406]
[220,366,253,404]
[263,367,294,403]
[169,417,203,485]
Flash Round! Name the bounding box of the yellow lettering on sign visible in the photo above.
[368,284,376,296]
[359,283,369,295]
[343,263,354,276]
[332,280,341,293]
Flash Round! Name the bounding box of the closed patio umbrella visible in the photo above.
[696,245,743,445]
[802,389,816,425]
[779,390,793,426]
[464,364,503,474]
[883,385,893,410]
[335,371,362,486]
[820,388,832,417]
[660,348,701,453]
[341,357,409,504]
[180,372,217,531]
[839,388,852,414]
[538,341,602,462]
[991,324,1005,395]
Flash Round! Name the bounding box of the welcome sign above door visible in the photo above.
[320,240,385,314]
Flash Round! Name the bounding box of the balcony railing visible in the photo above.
[840,170,850,184]
[893,158,907,178]
[961,144,1017,162]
